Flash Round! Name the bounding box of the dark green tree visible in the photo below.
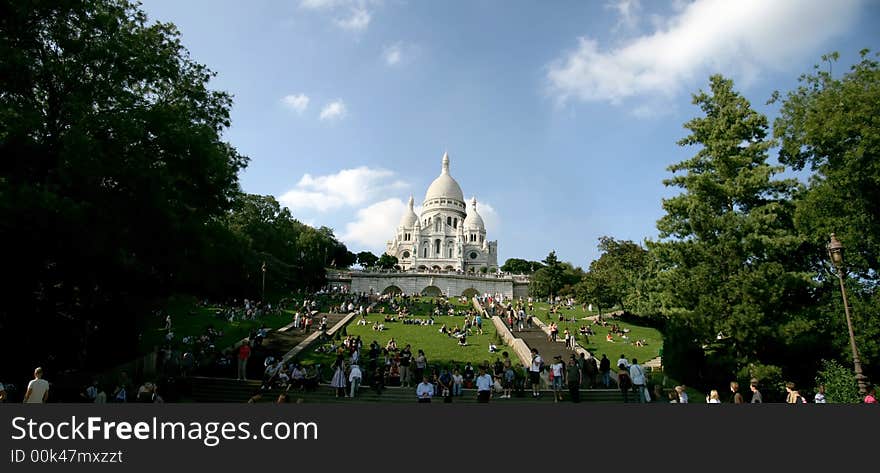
[647,75,814,382]
[376,254,399,270]
[774,50,880,375]
[576,237,649,311]
[501,258,544,274]
[357,251,379,268]
[0,0,247,373]
[529,251,567,298]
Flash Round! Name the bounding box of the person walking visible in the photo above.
[348,364,362,398]
[730,381,744,404]
[617,363,632,403]
[629,359,647,403]
[23,367,50,404]
[749,379,762,403]
[330,356,347,398]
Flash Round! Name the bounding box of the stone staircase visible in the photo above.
[187,376,623,403]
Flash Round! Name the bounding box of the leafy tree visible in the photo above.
[357,251,379,268]
[0,0,247,374]
[376,254,399,270]
[773,50,880,374]
[529,251,568,298]
[646,75,814,381]
[576,237,648,311]
[501,258,544,274]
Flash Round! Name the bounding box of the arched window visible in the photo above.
[453,218,457,229]
[447,216,452,226]
[434,239,441,255]
[423,247,428,258]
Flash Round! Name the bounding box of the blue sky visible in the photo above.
[140,0,880,268]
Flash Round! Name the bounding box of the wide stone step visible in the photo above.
[187,377,623,403]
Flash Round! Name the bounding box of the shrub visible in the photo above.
[815,359,860,404]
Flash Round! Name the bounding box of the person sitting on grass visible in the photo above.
[458,335,468,347]
[606,333,614,342]
[489,343,498,353]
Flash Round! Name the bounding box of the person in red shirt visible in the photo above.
[237,340,252,381]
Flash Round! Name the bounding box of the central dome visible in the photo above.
[424,152,465,203]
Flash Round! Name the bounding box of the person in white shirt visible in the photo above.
[814,384,826,404]
[24,367,50,404]
[475,367,493,403]
[629,359,648,403]
[348,364,363,398]
[617,355,629,369]
[529,348,543,398]
[550,356,565,402]
[416,376,434,403]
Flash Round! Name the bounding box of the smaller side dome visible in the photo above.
[463,197,485,230]
[398,196,418,228]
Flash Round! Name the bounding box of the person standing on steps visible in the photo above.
[550,355,565,402]
[399,344,413,388]
[24,367,50,404]
[475,366,493,403]
[416,376,434,403]
[237,340,251,381]
[567,355,582,403]
[529,348,543,398]
[599,354,611,388]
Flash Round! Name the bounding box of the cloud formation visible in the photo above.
[319,100,347,121]
[383,43,402,65]
[301,0,378,32]
[341,198,407,250]
[548,0,863,106]
[335,7,371,31]
[278,167,407,213]
[281,93,310,113]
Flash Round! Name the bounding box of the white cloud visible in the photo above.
[383,43,402,65]
[606,0,641,31]
[278,167,407,213]
[341,198,407,252]
[334,7,371,31]
[281,94,310,114]
[319,100,347,121]
[548,0,864,107]
[299,0,344,10]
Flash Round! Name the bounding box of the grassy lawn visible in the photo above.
[136,296,295,355]
[527,301,663,363]
[297,298,508,376]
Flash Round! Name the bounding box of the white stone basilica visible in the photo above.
[386,152,498,272]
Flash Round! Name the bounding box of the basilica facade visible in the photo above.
[386,152,499,272]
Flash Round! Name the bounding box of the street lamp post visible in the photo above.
[826,233,870,395]
[261,261,267,302]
